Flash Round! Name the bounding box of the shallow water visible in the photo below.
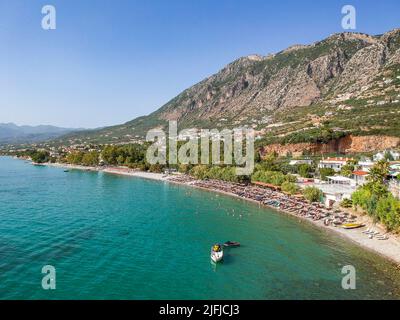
[0,156,399,299]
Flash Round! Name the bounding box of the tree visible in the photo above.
[259,152,279,171]
[149,164,164,173]
[31,151,50,164]
[303,186,323,203]
[298,164,313,178]
[284,174,297,183]
[254,149,262,163]
[340,163,355,177]
[319,168,335,181]
[281,182,299,195]
[368,160,389,184]
[340,198,353,208]
[351,178,400,230]
[190,165,210,180]
[101,146,118,165]
[251,169,296,186]
[376,195,400,231]
[82,151,99,166]
[66,151,84,165]
[384,151,394,161]
[277,162,292,175]
[178,164,191,174]
[351,187,372,211]
[117,155,125,165]
[365,181,389,199]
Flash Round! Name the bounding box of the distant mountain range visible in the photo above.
[0,123,83,145]
[46,28,400,149]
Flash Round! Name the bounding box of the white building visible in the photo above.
[323,176,357,207]
[390,163,400,171]
[352,171,369,186]
[357,160,375,172]
[289,159,313,166]
[326,175,356,187]
[298,178,356,208]
[389,180,400,199]
[318,157,354,172]
[374,150,400,161]
[324,191,351,208]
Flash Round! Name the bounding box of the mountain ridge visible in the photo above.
[0,123,84,145]
[50,28,400,148]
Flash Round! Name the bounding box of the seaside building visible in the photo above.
[374,150,400,161]
[323,190,352,208]
[322,182,355,208]
[299,181,355,208]
[389,180,400,199]
[289,159,313,166]
[318,157,354,172]
[326,175,356,187]
[298,177,356,208]
[352,171,369,186]
[357,160,375,172]
[388,164,400,185]
[49,151,60,157]
[389,163,400,172]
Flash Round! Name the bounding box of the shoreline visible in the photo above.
[44,162,169,181]
[35,161,400,266]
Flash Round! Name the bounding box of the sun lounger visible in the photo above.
[362,228,372,234]
[377,235,389,240]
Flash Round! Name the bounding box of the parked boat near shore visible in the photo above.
[342,223,365,230]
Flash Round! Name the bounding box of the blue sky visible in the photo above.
[1,0,400,128]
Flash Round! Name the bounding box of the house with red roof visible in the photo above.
[352,170,369,186]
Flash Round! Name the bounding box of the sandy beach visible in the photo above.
[41,161,400,266]
[45,162,168,181]
[102,167,168,181]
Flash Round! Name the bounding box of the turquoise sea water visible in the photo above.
[0,156,400,300]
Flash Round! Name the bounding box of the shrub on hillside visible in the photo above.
[281,182,299,195]
[303,186,323,203]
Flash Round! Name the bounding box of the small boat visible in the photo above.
[223,241,240,248]
[210,244,224,263]
[342,223,365,230]
[64,170,70,172]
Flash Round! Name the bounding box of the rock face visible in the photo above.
[261,135,400,157]
[338,135,400,154]
[333,43,386,93]
[150,29,400,127]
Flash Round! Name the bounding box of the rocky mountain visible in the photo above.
[0,123,82,145]
[52,28,400,148]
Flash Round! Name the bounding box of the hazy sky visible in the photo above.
[2,0,400,128]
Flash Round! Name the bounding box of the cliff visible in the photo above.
[261,135,400,157]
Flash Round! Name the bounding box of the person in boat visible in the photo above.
[212,244,222,252]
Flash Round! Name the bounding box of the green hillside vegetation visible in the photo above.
[31,150,51,164]
[352,160,400,232]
